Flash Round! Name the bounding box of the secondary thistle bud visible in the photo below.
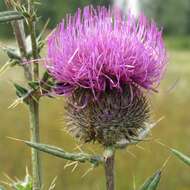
[45,6,168,147]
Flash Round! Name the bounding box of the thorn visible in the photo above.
[8,98,23,109]
[0,180,11,186]
[73,143,84,153]
[154,138,171,150]
[48,176,57,190]
[31,94,39,103]
[6,136,25,142]
[64,161,78,170]
[39,85,43,95]
[160,155,171,172]
[135,144,146,151]
[45,28,56,42]
[38,18,50,40]
[71,161,79,173]
[0,61,11,76]
[25,167,29,176]
[150,116,165,129]
[130,136,152,142]
[81,167,93,178]
[3,173,14,183]
[126,149,137,158]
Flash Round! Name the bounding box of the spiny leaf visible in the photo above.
[24,141,103,166]
[1,169,32,190]
[28,81,39,90]
[139,170,161,190]
[147,172,161,190]
[0,44,20,60]
[6,50,21,60]
[42,71,51,82]
[171,148,190,166]
[14,83,28,98]
[0,10,20,17]
[0,11,23,23]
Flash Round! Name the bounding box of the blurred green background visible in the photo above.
[0,0,190,190]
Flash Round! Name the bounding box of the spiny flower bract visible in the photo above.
[65,85,149,146]
[46,6,167,96]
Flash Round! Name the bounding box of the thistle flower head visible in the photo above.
[46,6,167,96]
[46,6,168,146]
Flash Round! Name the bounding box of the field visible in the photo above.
[0,40,190,190]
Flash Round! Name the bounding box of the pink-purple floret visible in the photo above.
[46,6,167,96]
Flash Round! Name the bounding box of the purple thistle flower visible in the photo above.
[46,6,167,96]
[45,6,168,146]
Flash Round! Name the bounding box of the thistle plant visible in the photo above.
[0,1,173,190]
[43,6,167,190]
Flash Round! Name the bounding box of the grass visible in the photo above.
[0,40,190,190]
[165,36,190,50]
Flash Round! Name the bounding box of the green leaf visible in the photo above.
[147,172,161,190]
[42,71,51,82]
[0,11,23,23]
[171,148,190,166]
[0,186,5,190]
[139,170,161,190]
[2,169,32,190]
[6,49,21,60]
[15,170,32,190]
[24,141,103,166]
[0,44,21,60]
[28,81,39,90]
[14,83,28,98]
[0,11,19,17]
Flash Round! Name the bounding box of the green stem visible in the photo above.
[104,147,115,190]
[29,18,39,80]
[5,1,42,189]
[28,1,42,189]
[29,99,41,190]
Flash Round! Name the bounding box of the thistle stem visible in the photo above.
[28,1,42,189]
[29,99,41,190]
[4,0,32,80]
[5,1,42,189]
[104,147,115,190]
